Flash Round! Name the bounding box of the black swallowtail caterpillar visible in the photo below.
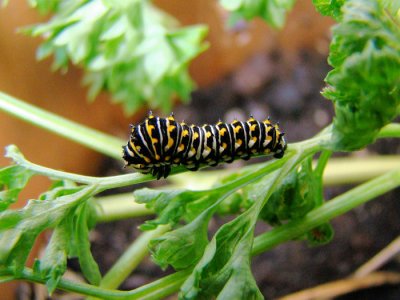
[123,112,287,179]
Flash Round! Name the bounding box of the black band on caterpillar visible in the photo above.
[123,112,287,179]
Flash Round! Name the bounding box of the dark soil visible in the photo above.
[88,49,400,299]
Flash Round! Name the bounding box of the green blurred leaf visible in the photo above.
[219,0,296,28]
[0,165,34,212]
[27,0,59,14]
[312,0,345,20]
[23,0,208,114]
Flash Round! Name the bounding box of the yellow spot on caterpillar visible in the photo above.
[202,147,211,157]
[174,158,180,163]
[177,144,185,152]
[206,131,212,138]
[235,139,242,150]
[248,137,257,147]
[168,125,176,132]
[165,138,174,150]
[193,132,199,140]
[165,156,171,161]
[264,119,271,125]
[219,128,226,136]
[144,156,151,163]
[234,126,241,133]
[147,124,155,132]
[250,124,257,131]
[188,148,196,157]
[182,130,189,137]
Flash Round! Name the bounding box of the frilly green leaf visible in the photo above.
[323,0,400,151]
[219,0,296,28]
[23,0,208,114]
[312,0,345,20]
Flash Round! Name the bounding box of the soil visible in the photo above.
[84,49,400,299]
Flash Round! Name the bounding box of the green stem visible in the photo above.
[0,267,191,300]
[323,155,400,186]
[314,150,332,178]
[97,225,170,291]
[252,168,400,255]
[378,123,400,138]
[0,91,123,159]
[2,267,126,299]
[95,193,153,222]
[6,169,400,299]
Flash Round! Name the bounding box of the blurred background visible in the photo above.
[1,0,399,299]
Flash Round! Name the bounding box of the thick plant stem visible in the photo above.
[0,91,123,159]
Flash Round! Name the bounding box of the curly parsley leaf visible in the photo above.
[0,184,96,275]
[219,0,296,28]
[24,0,208,114]
[39,215,72,294]
[258,157,321,225]
[0,165,34,212]
[322,0,400,151]
[134,188,216,230]
[149,210,210,270]
[180,208,262,299]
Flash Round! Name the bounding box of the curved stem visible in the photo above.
[378,123,400,138]
[95,193,153,222]
[252,168,400,255]
[0,91,123,159]
[98,225,170,291]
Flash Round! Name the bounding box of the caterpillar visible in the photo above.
[123,112,287,179]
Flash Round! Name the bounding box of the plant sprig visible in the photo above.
[17,0,208,114]
[1,0,400,299]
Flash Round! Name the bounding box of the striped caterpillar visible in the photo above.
[123,112,286,179]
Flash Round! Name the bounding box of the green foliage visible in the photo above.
[259,157,322,225]
[0,146,100,290]
[23,0,208,114]
[148,212,210,270]
[181,208,264,299]
[219,0,296,28]
[312,0,345,20]
[0,0,400,299]
[27,0,59,13]
[134,188,214,230]
[323,0,400,151]
[0,166,33,212]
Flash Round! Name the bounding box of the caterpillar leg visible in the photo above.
[151,165,172,180]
